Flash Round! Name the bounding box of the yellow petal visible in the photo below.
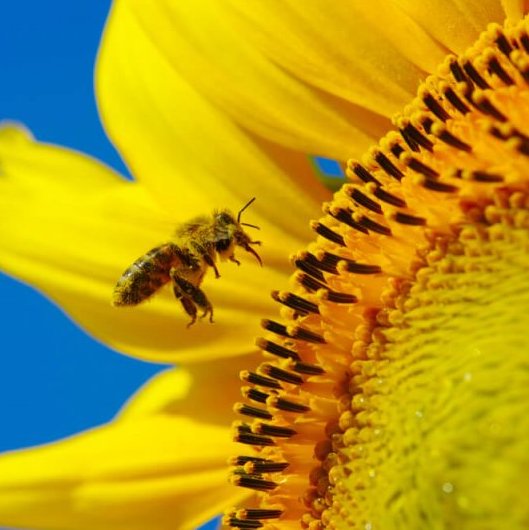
[96,0,388,164]
[395,0,506,53]
[0,126,295,363]
[501,0,529,22]
[216,1,447,110]
[0,412,244,530]
[120,353,262,427]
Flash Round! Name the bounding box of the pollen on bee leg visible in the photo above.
[228,15,529,530]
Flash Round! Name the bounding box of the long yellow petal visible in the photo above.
[501,0,529,22]
[0,412,244,530]
[218,1,447,110]
[119,353,262,427]
[0,127,294,363]
[395,0,506,52]
[96,0,388,164]
[97,1,518,162]
[97,0,330,221]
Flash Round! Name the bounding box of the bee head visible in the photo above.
[214,198,262,265]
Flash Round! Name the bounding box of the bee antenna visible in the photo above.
[237,197,256,223]
[241,222,260,230]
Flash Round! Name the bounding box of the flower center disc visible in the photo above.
[227,18,529,530]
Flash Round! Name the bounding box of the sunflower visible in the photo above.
[2,1,529,530]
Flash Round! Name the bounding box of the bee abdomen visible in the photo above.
[112,244,178,306]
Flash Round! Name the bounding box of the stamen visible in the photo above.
[349,162,381,185]
[253,423,297,438]
[373,150,404,180]
[229,456,287,473]
[224,516,263,529]
[463,60,491,89]
[323,290,358,304]
[391,211,427,226]
[229,455,268,466]
[296,272,326,292]
[261,316,290,337]
[430,122,471,151]
[420,116,434,134]
[339,260,381,274]
[260,363,304,385]
[270,396,310,413]
[240,369,283,389]
[495,32,514,55]
[234,403,274,420]
[327,206,369,234]
[293,255,326,281]
[237,509,284,520]
[356,214,392,235]
[487,56,515,85]
[467,170,504,183]
[390,142,405,158]
[398,125,420,152]
[296,273,358,303]
[472,92,507,121]
[242,387,270,404]
[451,168,504,183]
[346,187,383,214]
[310,221,345,246]
[271,290,320,315]
[255,337,301,360]
[235,431,275,447]
[420,177,459,193]
[442,85,471,115]
[316,251,343,270]
[422,91,450,121]
[518,31,529,53]
[233,475,278,491]
[292,361,325,375]
[403,154,440,179]
[287,325,326,344]
[372,186,407,207]
[297,251,339,274]
[449,58,468,82]
[400,122,434,152]
[247,461,289,473]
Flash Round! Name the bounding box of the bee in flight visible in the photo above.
[112,198,262,326]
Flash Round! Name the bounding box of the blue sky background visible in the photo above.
[1,2,220,528]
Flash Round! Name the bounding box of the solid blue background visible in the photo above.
[1,2,219,529]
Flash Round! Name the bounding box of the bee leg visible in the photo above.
[171,272,214,325]
[203,253,220,278]
[173,287,198,327]
[201,304,214,323]
[229,255,241,266]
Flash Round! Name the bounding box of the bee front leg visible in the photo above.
[171,271,214,325]
[229,255,241,266]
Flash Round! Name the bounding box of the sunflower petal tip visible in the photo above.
[0,121,34,145]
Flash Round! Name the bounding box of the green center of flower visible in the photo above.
[227,18,529,530]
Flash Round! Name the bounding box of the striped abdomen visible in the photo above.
[112,243,180,306]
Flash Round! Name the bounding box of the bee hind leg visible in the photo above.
[173,289,198,327]
[171,271,214,326]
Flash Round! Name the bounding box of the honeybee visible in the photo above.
[112,198,262,326]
